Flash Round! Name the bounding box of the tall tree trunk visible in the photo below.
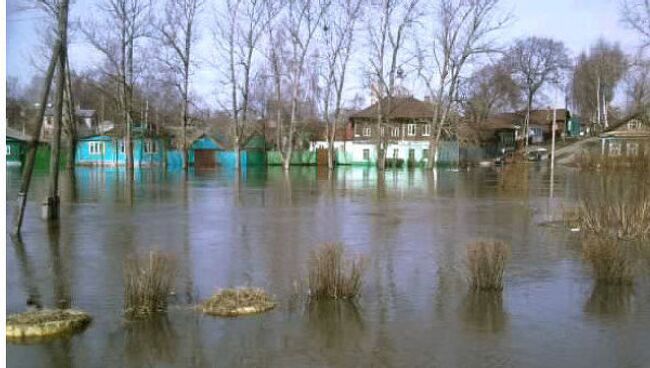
[12,41,61,236]
[126,39,134,171]
[525,92,532,153]
[64,59,77,170]
[45,0,69,221]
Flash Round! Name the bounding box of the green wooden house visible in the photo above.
[6,127,31,166]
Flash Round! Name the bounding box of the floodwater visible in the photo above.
[5,165,650,368]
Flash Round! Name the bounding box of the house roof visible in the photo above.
[350,97,435,121]
[478,109,570,132]
[6,127,33,142]
[45,107,97,118]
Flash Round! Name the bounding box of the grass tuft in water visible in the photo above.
[200,288,276,317]
[565,186,650,240]
[124,251,177,317]
[574,151,650,172]
[308,243,364,299]
[466,240,509,291]
[582,236,635,285]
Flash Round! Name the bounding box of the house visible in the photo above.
[42,106,99,141]
[6,127,31,166]
[310,96,460,166]
[189,134,268,169]
[599,116,650,157]
[75,123,168,167]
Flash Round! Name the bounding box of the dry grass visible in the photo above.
[466,240,510,291]
[200,288,276,317]
[124,251,177,317]
[565,187,650,241]
[574,151,650,172]
[582,236,635,285]
[308,243,364,299]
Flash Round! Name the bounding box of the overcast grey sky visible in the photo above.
[6,0,641,108]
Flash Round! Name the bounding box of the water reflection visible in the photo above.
[11,236,42,309]
[47,224,72,309]
[461,291,508,334]
[124,315,178,366]
[306,300,365,348]
[584,284,635,317]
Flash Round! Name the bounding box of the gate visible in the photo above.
[317,148,332,166]
[194,149,217,169]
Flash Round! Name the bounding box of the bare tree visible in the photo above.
[622,0,650,49]
[318,0,363,169]
[460,61,521,125]
[83,0,151,171]
[505,37,570,151]
[216,0,278,170]
[367,0,421,170]
[624,57,650,116]
[277,0,329,170]
[417,0,509,169]
[571,40,627,130]
[159,0,203,170]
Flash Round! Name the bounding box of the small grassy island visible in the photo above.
[200,288,276,317]
[6,309,92,342]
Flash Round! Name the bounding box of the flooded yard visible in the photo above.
[6,165,650,368]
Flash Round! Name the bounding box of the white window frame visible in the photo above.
[393,148,399,158]
[627,142,639,156]
[7,145,11,156]
[407,124,416,137]
[362,148,370,160]
[609,142,621,157]
[89,141,104,155]
[144,139,156,154]
[363,126,371,137]
[422,124,431,136]
[392,127,400,137]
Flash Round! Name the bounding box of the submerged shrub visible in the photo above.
[200,288,276,317]
[124,251,177,317]
[574,151,650,172]
[582,236,635,285]
[308,243,364,299]
[466,240,509,291]
[565,186,650,240]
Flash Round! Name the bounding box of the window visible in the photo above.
[422,124,431,136]
[363,126,371,137]
[144,139,156,154]
[423,149,429,160]
[354,124,360,137]
[393,148,399,158]
[609,142,621,157]
[392,127,400,137]
[627,142,639,156]
[6,145,11,156]
[407,124,416,136]
[363,148,370,160]
[119,140,125,154]
[380,126,385,136]
[89,141,104,155]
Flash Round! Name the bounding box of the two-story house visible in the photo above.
[310,96,440,166]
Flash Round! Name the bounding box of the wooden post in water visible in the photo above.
[44,0,70,221]
[12,41,61,236]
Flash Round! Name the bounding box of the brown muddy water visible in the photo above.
[5,165,650,368]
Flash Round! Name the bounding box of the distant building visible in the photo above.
[599,116,650,157]
[42,106,99,141]
[6,127,31,166]
[310,96,460,166]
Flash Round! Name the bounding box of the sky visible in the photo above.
[6,0,642,109]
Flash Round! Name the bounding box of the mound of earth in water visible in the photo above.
[200,288,276,317]
[7,309,92,342]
